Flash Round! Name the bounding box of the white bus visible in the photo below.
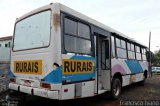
[9,3,148,100]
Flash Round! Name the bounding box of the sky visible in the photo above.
[0,0,160,52]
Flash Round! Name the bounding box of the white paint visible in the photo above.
[20,85,32,94]
[122,75,130,87]
[81,81,94,97]
[101,70,111,90]
[33,88,49,98]
[9,83,19,91]
[48,90,59,99]
[61,84,75,100]
[98,89,107,94]
[51,83,62,90]
[135,73,144,82]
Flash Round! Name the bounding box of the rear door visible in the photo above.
[96,34,111,91]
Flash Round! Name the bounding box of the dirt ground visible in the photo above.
[0,74,160,106]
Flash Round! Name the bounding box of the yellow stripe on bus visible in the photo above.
[62,59,94,75]
[14,60,42,75]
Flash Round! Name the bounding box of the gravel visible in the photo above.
[0,74,160,106]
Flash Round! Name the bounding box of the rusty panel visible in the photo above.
[53,13,60,31]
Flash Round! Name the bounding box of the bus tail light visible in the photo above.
[40,82,51,89]
[64,89,68,92]
[10,78,15,83]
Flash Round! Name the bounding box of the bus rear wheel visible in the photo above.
[111,78,122,99]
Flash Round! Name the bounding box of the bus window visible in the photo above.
[78,23,90,39]
[142,48,147,60]
[13,10,51,51]
[127,42,131,50]
[136,46,142,60]
[116,38,127,58]
[111,36,115,57]
[127,43,135,59]
[131,44,134,51]
[121,40,126,49]
[116,38,121,47]
[64,18,91,54]
[64,18,77,36]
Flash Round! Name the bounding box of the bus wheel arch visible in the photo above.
[139,70,147,86]
[111,72,122,99]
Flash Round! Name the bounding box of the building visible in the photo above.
[0,36,12,62]
[0,36,12,48]
[0,36,12,92]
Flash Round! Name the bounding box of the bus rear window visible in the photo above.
[13,10,51,51]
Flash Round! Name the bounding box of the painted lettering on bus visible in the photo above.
[15,62,38,73]
[14,60,42,75]
[62,59,94,74]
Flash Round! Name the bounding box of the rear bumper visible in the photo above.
[9,83,59,99]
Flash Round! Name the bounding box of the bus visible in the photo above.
[9,3,148,100]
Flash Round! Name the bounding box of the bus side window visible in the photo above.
[127,42,136,60]
[111,36,115,58]
[142,48,147,60]
[115,38,127,59]
[127,42,131,59]
[131,43,135,59]
[136,46,142,60]
[64,18,92,55]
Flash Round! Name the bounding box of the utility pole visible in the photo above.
[149,32,151,77]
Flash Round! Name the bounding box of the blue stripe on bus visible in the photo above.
[44,67,62,84]
[10,70,15,78]
[125,60,143,74]
[62,73,95,82]
[44,56,96,84]
[71,55,95,60]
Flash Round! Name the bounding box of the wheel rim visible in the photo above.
[113,81,120,96]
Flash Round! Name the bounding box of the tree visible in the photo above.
[152,50,160,66]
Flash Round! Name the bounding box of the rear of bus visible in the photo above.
[9,4,62,100]
[9,3,96,100]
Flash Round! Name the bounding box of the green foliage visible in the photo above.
[152,50,160,66]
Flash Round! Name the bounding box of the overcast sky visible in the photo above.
[0,0,160,52]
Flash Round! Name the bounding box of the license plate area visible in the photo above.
[23,80,32,86]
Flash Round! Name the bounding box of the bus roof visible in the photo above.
[16,3,147,48]
[58,3,147,48]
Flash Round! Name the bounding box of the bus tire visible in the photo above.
[111,78,121,99]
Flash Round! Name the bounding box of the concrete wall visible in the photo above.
[0,47,10,93]
[0,63,10,92]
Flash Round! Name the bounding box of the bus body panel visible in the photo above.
[111,59,148,86]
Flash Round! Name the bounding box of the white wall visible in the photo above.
[0,39,11,47]
[0,47,10,62]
